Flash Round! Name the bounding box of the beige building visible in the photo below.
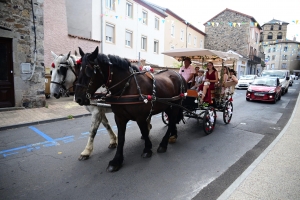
[263,39,300,72]
[146,3,206,68]
[261,19,288,42]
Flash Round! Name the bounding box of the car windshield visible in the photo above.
[261,71,285,79]
[252,79,276,86]
[240,75,255,80]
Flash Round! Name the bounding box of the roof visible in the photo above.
[262,19,289,26]
[204,8,262,30]
[68,34,101,42]
[141,0,206,36]
[275,39,300,44]
[134,0,167,18]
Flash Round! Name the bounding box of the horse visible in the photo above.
[75,46,187,172]
[50,51,117,160]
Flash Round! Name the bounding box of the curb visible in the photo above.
[0,113,91,131]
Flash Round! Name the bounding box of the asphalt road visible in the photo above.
[0,81,299,200]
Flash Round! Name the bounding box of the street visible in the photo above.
[0,81,299,200]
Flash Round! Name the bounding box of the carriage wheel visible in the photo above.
[223,101,233,124]
[162,112,169,125]
[203,107,216,135]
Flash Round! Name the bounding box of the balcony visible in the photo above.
[248,54,261,64]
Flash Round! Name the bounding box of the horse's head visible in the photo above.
[75,46,111,105]
[50,51,78,99]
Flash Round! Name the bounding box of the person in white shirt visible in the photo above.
[191,70,205,90]
[179,57,195,88]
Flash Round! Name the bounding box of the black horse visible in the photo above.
[75,47,187,172]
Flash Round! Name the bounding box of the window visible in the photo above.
[171,24,175,37]
[281,63,287,69]
[200,40,203,48]
[125,30,132,47]
[106,0,114,10]
[273,47,276,52]
[268,48,271,53]
[155,17,159,30]
[188,33,191,44]
[282,55,287,60]
[180,30,184,41]
[126,1,133,18]
[270,25,273,30]
[272,55,276,60]
[141,36,147,51]
[105,23,114,43]
[271,64,275,69]
[279,25,282,30]
[283,46,288,52]
[267,55,270,61]
[255,33,258,43]
[154,40,159,53]
[142,10,148,25]
[277,32,282,39]
[194,37,197,47]
[267,32,273,40]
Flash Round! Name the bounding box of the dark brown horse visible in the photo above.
[75,47,187,172]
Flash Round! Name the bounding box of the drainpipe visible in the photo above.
[185,21,189,48]
[100,0,104,53]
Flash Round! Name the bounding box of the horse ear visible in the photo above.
[74,50,78,56]
[89,46,99,61]
[79,47,85,58]
[51,51,58,59]
[66,51,71,60]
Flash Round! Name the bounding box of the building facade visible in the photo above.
[0,0,45,108]
[204,8,265,76]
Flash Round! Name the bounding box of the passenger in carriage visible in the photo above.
[191,69,205,90]
[228,69,238,94]
[191,66,200,88]
[197,62,219,103]
[179,57,195,89]
[220,66,230,95]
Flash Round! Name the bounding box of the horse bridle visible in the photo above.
[51,58,77,95]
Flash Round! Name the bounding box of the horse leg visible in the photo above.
[141,117,152,140]
[78,106,102,161]
[137,120,152,158]
[107,116,128,172]
[100,109,117,149]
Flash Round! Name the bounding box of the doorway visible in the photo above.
[0,37,15,107]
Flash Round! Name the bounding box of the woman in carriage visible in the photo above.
[197,62,219,104]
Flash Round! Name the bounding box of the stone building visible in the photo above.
[261,19,288,42]
[0,0,45,108]
[204,8,265,76]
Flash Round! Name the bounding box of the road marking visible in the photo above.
[29,126,55,142]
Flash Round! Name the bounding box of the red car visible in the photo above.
[246,77,282,103]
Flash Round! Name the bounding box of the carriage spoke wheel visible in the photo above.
[203,107,216,135]
[162,112,169,125]
[223,101,233,124]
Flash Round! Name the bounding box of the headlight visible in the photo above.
[268,89,275,93]
[247,88,252,92]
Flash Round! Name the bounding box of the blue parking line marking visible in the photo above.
[29,126,54,142]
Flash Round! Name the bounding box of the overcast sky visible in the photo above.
[147,0,300,41]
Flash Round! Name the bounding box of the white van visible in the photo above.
[260,70,290,95]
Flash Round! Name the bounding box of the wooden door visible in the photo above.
[0,37,15,108]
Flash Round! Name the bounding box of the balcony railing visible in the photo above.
[249,54,261,64]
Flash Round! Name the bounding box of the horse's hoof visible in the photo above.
[106,165,121,172]
[78,155,90,161]
[168,136,177,144]
[108,143,117,149]
[157,147,167,153]
[141,151,152,158]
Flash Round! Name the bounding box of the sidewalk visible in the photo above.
[0,95,90,131]
[219,92,300,200]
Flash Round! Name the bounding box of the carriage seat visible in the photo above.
[186,89,198,97]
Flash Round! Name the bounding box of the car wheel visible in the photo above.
[286,87,288,94]
[278,93,281,100]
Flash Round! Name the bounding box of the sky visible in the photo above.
[147,0,300,41]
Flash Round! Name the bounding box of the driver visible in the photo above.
[179,57,195,89]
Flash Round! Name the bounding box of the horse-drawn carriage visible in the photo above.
[161,48,239,135]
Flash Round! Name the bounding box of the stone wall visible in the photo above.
[0,0,45,108]
[204,10,251,57]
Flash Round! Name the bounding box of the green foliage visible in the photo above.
[67,115,74,119]
[173,62,182,68]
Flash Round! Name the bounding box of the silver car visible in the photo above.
[235,75,258,89]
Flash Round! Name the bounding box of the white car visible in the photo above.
[235,75,258,89]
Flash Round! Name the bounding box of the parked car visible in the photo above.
[246,77,281,104]
[260,70,289,95]
[295,76,299,80]
[289,75,293,86]
[235,75,257,89]
[290,75,296,80]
